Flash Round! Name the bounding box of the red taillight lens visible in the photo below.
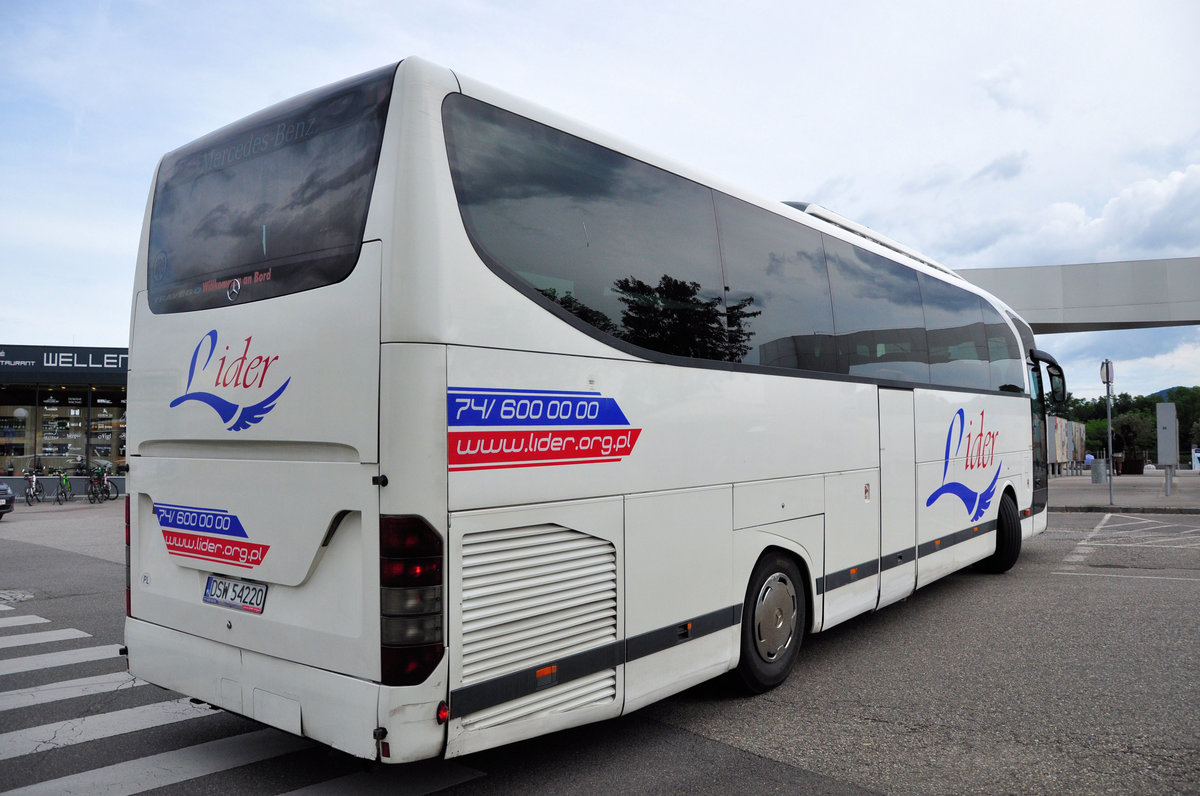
[380,556,442,587]
[381,516,443,557]
[381,643,445,687]
[380,516,444,687]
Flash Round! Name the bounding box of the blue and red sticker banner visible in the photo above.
[155,502,269,569]
[448,388,641,471]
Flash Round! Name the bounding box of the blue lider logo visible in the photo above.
[926,408,1000,522]
[170,329,290,431]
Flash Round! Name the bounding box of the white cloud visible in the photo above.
[970,152,1028,183]
[941,164,1200,268]
[1042,327,1200,400]
[978,59,1042,118]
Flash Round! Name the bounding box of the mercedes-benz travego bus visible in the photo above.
[125,57,1066,763]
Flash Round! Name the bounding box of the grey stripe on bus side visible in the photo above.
[819,519,1000,595]
[449,518,999,719]
[449,605,741,718]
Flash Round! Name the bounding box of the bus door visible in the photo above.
[877,388,917,609]
[1028,349,1066,517]
[1028,365,1048,515]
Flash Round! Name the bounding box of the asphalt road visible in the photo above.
[1,501,1197,794]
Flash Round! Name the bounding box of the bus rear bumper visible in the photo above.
[124,617,445,763]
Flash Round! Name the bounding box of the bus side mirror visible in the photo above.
[1047,364,1066,404]
[1030,348,1067,405]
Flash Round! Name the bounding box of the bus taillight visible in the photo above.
[379,516,444,686]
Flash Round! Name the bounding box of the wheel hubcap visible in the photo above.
[753,573,797,662]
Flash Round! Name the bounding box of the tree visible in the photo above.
[1111,411,1155,473]
[1084,418,1108,456]
[1064,393,1106,423]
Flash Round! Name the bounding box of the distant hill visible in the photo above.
[1150,386,1192,400]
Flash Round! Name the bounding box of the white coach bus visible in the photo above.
[125,57,1065,763]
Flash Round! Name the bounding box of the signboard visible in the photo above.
[0,345,128,385]
[1156,403,1178,467]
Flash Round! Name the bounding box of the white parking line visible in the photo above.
[0,697,215,761]
[0,645,123,676]
[0,672,147,712]
[0,615,50,629]
[1052,570,1200,583]
[1,728,312,795]
[1058,514,1111,570]
[0,628,90,650]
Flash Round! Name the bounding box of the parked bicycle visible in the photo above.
[53,469,73,504]
[24,471,44,506]
[86,466,120,503]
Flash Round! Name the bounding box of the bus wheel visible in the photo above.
[735,552,803,693]
[979,493,1022,574]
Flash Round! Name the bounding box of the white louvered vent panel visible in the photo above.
[461,524,617,687]
[465,568,615,613]
[460,671,618,731]
[466,604,615,652]
[463,625,616,682]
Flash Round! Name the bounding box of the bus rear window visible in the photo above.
[147,64,395,313]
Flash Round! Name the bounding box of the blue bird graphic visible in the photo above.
[169,330,290,431]
[926,408,1001,522]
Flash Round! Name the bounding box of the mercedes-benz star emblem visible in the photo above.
[226,278,242,302]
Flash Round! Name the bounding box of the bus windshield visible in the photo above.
[147,63,395,313]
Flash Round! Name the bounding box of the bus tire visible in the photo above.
[979,493,1021,574]
[734,552,804,694]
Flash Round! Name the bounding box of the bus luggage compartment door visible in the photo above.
[444,497,624,758]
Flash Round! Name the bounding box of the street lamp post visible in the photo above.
[1101,359,1114,506]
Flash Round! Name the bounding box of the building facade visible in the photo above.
[1,344,128,476]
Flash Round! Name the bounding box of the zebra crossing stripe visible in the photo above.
[2,727,311,795]
[0,616,50,629]
[0,628,90,650]
[281,762,483,795]
[0,644,122,676]
[0,672,147,712]
[0,697,215,761]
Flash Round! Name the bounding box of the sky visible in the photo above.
[1,0,1198,401]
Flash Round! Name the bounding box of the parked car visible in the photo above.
[0,483,13,519]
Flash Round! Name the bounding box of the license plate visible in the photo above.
[203,575,267,614]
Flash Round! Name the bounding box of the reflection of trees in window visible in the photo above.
[539,288,620,336]
[540,275,760,362]
[721,290,760,363]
